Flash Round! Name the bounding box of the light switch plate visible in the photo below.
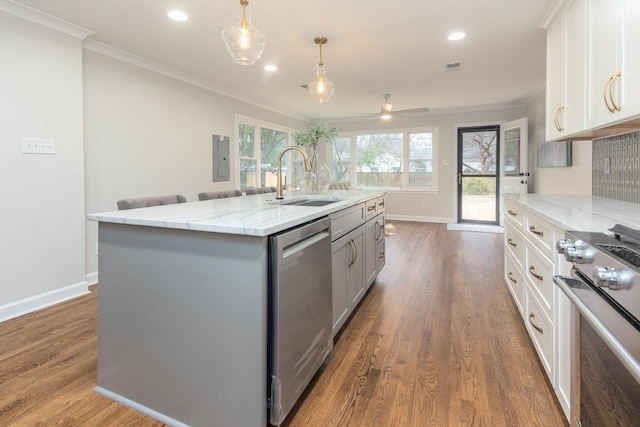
[23,138,55,154]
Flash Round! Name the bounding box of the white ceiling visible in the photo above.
[13,0,554,122]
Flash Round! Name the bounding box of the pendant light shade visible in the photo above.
[307,36,335,103]
[222,0,265,65]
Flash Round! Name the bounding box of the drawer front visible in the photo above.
[504,222,525,269]
[365,198,378,221]
[525,212,555,259]
[376,196,385,214]
[331,203,365,240]
[525,242,555,315]
[525,286,555,381]
[504,250,525,317]
[504,199,524,230]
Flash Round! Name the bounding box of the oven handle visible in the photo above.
[553,275,640,385]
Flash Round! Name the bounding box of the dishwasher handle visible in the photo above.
[282,230,331,259]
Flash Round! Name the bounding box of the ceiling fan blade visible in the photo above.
[394,107,430,114]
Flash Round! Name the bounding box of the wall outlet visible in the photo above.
[22,138,55,154]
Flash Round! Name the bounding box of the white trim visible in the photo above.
[1,1,94,39]
[385,214,452,224]
[94,387,190,427]
[447,223,504,234]
[83,40,307,122]
[86,271,99,286]
[0,281,90,323]
[539,0,565,30]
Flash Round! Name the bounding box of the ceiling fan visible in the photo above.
[348,94,430,120]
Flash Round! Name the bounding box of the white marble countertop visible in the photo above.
[88,190,384,237]
[504,193,640,234]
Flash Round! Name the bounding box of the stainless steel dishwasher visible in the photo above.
[268,216,333,426]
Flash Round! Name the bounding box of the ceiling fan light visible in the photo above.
[307,64,335,103]
[380,112,392,120]
[221,0,265,65]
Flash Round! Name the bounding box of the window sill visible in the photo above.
[360,187,440,195]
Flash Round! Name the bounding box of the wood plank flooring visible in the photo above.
[0,222,567,426]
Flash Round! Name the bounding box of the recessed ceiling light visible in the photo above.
[168,10,188,21]
[448,32,466,41]
[264,64,277,72]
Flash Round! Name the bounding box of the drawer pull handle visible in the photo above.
[508,272,517,284]
[348,240,357,267]
[529,266,544,282]
[367,205,376,212]
[529,313,544,335]
[508,210,517,216]
[507,238,517,248]
[529,226,544,237]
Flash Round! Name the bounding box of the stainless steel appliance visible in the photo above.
[554,224,640,427]
[268,217,333,426]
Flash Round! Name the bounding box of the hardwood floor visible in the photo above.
[0,222,566,426]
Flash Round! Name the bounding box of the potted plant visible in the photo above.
[292,123,338,193]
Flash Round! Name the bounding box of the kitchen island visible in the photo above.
[87,190,384,427]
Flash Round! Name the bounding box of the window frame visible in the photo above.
[235,115,297,190]
[333,126,439,193]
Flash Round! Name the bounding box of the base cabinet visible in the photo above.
[331,196,385,337]
[504,198,571,421]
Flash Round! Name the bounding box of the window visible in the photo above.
[237,118,293,190]
[331,127,439,191]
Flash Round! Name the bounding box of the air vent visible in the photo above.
[445,61,462,71]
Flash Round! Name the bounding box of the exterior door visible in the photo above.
[500,118,529,225]
[457,125,500,225]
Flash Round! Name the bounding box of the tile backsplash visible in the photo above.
[592,131,640,203]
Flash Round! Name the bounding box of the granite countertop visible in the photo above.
[88,190,384,237]
[504,193,640,233]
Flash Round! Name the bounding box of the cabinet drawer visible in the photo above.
[505,250,525,317]
[504,199,524,230]
[525,286,555,381]
[504,222,525,269]
[365,198,378,221]
[330,203,365,240]
[525,212,556,259]
[376,196,385,214]
[525,242,555,315]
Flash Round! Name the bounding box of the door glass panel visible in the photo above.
[503,128,521,176]
[461,177,497,222]
[462,130,497,176]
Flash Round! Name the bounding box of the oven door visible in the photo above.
[553,274,640,427]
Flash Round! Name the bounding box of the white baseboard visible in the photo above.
[0,281,90,323]
[384,214,453,223]
[86,271,98,286]
[447,223,504,234]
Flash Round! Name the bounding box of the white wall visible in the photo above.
[527,89,592,194]
[0,11,88,320]
[330,107,527,223]
[83,49,307,276]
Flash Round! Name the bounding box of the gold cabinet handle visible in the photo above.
[529,226,544,237]
[554,105,565,131]
[507,210,517,216]
[610,71,622,112]
[508,272,517,284]
[529,313,544,334]
[529,265,544,282]
[604,73,616,113]
[507,238,517,248]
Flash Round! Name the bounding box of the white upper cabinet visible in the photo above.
[545,0,586,141]
[544,0,640,141]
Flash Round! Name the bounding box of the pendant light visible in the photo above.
[221,0,266,65]
[307,36,335,103]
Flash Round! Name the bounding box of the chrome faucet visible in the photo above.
[276,146,312,199]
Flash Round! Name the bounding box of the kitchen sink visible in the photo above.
[277,198,340,207]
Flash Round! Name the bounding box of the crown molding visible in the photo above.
[0,1,93,39]
[539,0,565,30]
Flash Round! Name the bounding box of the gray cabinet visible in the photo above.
[332,225,364,335]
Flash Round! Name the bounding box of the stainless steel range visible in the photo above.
[554,224,640,427]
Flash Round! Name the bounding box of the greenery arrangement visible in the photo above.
[292,123,338,148]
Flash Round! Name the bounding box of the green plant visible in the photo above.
[463,177,495,195]
[292,123,338,148]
